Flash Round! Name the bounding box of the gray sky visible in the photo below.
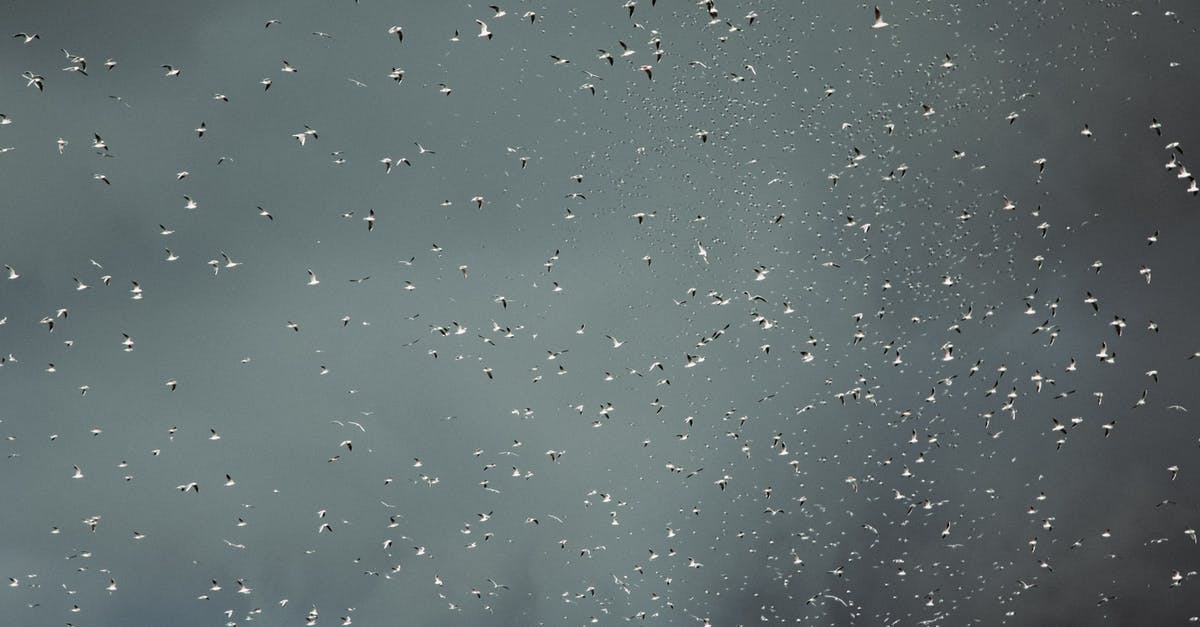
[3,1,1200,625]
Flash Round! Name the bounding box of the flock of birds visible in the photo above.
[1,1,1200,625]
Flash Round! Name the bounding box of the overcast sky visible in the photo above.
[2,1,1200,625]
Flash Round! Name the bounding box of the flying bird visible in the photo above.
[871,6,889,28]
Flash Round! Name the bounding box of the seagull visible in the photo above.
[161,65,181,77]
[871,6,889,28]
[13,33,39,43]
[476,20,493,39]
[3,265,17,280]
[365,209,375,231]
[388,25,403,40]
[605,335,624,348]
[21,71,44,91]
[291,126,318,145]
[638,65,653,80]
[307,270,320,286]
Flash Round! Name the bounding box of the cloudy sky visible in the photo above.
[2,1,1200,625]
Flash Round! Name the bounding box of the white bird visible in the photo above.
[292,126,318,145]
[21,71,44,91]
[476,20,493,39]
[3,265,17,280]
[871,6,889,28]
[307,270,320,286]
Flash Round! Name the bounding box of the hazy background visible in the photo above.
[2,0,1200,625]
